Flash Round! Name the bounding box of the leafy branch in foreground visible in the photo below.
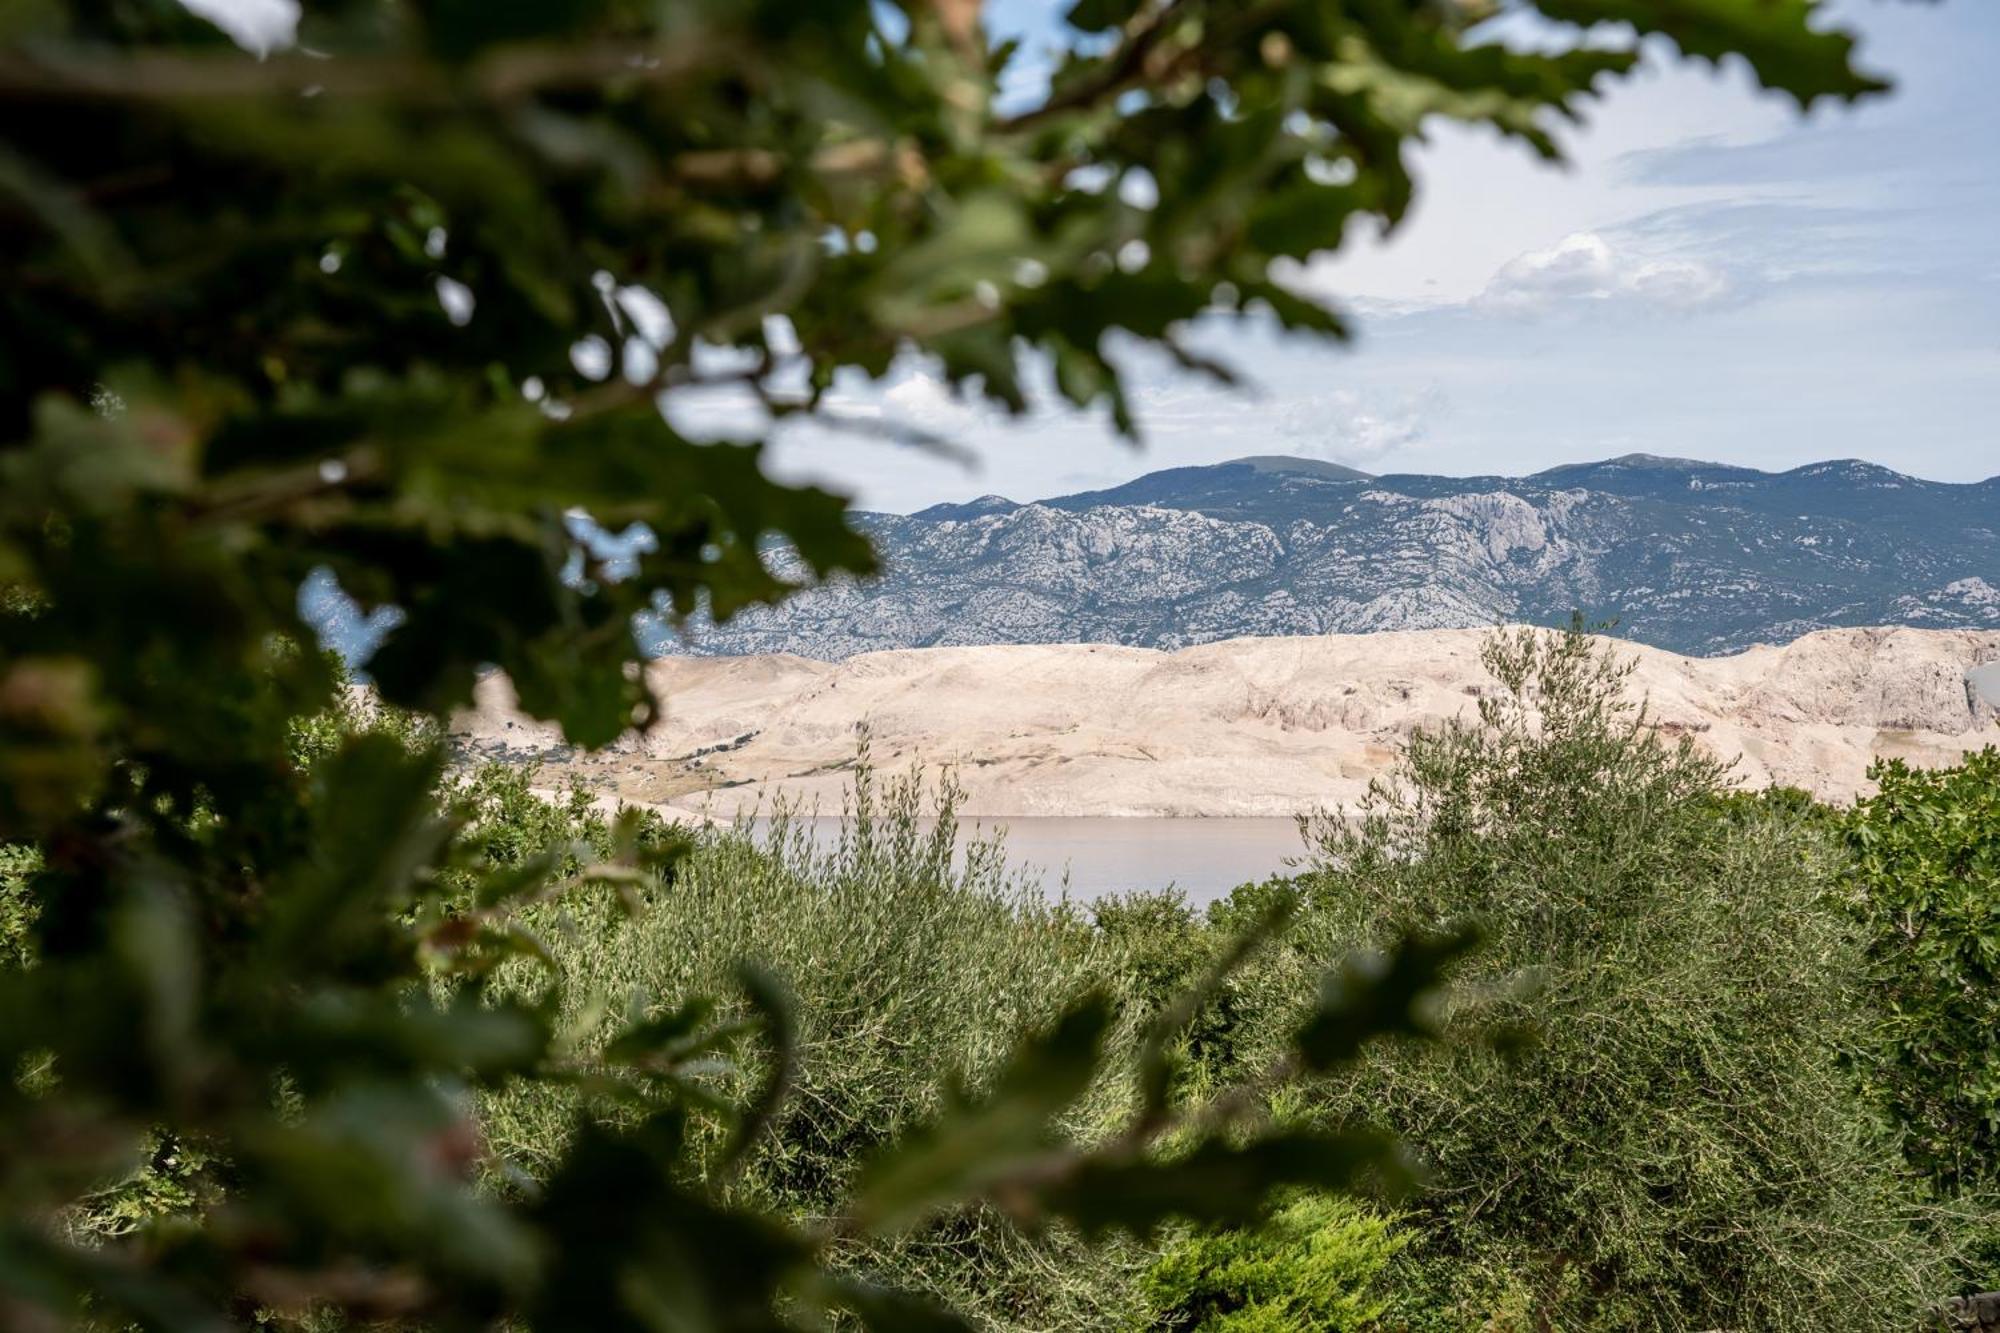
[0,0,1894,1326]
[540,915,1470,1333]
[2,0,1884,742]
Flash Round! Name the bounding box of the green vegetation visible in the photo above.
[1275,627,1970,1330]
[389,634,2000,1328]
[1140,1196,1407,1332]
[12,618,2000,1328]
[0,0,1955,1328]
[478,767,1150,1328]
[1049,625,2000,1331]
[1846,748,2000,1265]
[0,842,37,969]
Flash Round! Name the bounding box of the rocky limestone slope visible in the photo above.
[655,455,2000,661]
[454,626,2000,819]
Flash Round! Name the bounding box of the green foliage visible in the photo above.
[0,708,1471,1333]
[1093,890,1249,1100]
[1845,749,2000,1197]
[286,649,442,770]
[0,0,1888,763]
[0,0,1900,1326]
[477,770,1147,1327]
[1269,625,1964,1331]
[0,842,36,968]
[61,1132,225,1246]
[1140,1195,1407,1332]
[1702,782,1839,829]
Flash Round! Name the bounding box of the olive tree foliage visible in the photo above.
[1276,627,1964,1331]
[1846,750,2000,1203]
[0,0,1890,1327]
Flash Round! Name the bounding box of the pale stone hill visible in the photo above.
[456,626,2000,819]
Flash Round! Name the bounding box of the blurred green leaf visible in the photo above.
[0,0,1895,1323]
[1295,928,1477,1072]
[1043,1128,1411,1240]
[1534,0,1888,106]
[851,992,1112,1233]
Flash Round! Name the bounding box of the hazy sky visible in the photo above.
[185,0,1998,511]
[766,0,2000,511]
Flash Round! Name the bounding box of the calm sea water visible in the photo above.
[744,816,1310,907]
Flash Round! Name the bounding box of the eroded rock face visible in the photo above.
[454,626,2000,820]
[648,456,1999,663]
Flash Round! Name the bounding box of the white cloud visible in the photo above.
[1479,232,1730,314]
[1279,387,1443,468]
[1623,257,1732,310]
[881,371,985,435]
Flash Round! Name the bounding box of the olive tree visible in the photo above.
[0,1,1891,1327]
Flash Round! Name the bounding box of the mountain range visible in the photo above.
[666,454,2000,659]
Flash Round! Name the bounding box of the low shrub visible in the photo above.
[1141,1195,1408,1332]
[1845,747,2000,1274]
[476,763,1155,1329]
[1254,625,1965,1331]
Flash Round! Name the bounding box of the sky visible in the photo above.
[186,0,1999,512]
[767,0,2000,511]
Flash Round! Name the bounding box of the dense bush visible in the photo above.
[1261,626,1965,1331]
[1091,888,1265,1105]
[1846,748,2000,1191]
[1845,748,2000,1268]
[478,765,1155,1328]
[1141,1195,1407,1332]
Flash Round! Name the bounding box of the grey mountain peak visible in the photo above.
[670,453,1999,660]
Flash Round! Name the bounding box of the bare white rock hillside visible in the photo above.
[451,627,2000,819]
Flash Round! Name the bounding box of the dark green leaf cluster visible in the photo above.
[1845,749,2000,1202]
[2,0,1885,743]
[1265,625,1971,1330]
[1138,1193,1408,1332]
[0,0,1897,1326]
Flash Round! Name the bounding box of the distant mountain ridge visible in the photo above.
[668,454,2000,659]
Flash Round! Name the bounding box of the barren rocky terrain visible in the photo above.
[651,455,2000,660]
[453,626,2000,819]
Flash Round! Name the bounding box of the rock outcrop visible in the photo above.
[452,626,2000,820]
[648,455,2000,662]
